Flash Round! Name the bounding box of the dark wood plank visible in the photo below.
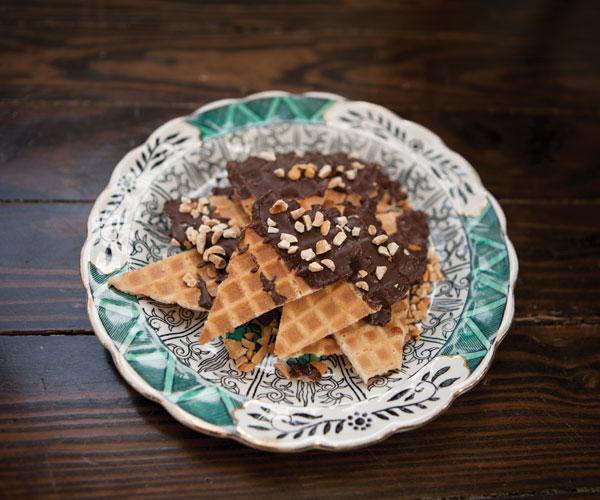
[0,331,598,498]
[0,203,90,333]
[1,200,598,334]
[0,2,599,114]
[2,103,600,202]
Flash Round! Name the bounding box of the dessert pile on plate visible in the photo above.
[109,152,442,382]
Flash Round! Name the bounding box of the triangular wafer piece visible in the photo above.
[275,281,375,358]
[199,228,314,343]
[334,319,408,383]
[109,251,216,311]
[334,254,442,382]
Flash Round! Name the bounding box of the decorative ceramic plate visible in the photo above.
[81,91,517,451]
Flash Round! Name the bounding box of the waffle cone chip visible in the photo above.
[199,228,314,344]
[275,281,375,359]
[108,251,216,311]
[334,320,409,383]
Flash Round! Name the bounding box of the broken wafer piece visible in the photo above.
[334,321,409,383]
[110,195,248,311]
[333,253,442,382]
[276,202,430,357]
[108,251,217,311]
[275,281,375,359]
[200,195,361,344]
[199,227,314,343]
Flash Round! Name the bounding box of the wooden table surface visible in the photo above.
[1,1,599,498]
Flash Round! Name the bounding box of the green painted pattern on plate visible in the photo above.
[86,93,512,431]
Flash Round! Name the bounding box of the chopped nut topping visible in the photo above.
[212,223,228,233]
[320,220,331,236]
[185,226,199,243]
[351,161,365,170]
[328,176,346,189]
[277,240,291,250]
[300,248,316,261]
[196,232,207,254]
[208,254,226,269]
[376,266,388,280]
[223,227,239,238]
[273,168,285,178]
[178,201,193,213]
[290,207,305,220]
[267,217,277,227]
[288,245,298,254]
[287,165,302,180]
[351,227,360,237]
[211,230,223,245]
[280,233,298,243]
[270,199,288,214]
[170,238,180,246]
[267,226,279,234]
[336,216,348,227]
[308,262,324,272]
[204,245,226,258]
[409,243,421,251]
[321,259,335,271]
[332,231,347,246]
[403,248,410,256]
[372,234,389,245]
[259,151,277,161]
[315,239,331,255]
[378,246,391,257]
[387,242,399,256]
[318,164,332,178]
[344,169,357,180]
[294,221,305,233]
[182,272,197,288]
[336,165,345,172]
[368,225,377,236]
[302,163,317,178]
[358,270,368,278]
[312,211,324,227]
[302,214,313,231]
[355,280,369,291]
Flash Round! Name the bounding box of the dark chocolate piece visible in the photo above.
[259,272,287,305]
[250,193,360,290]
[197,277,214,309]
[227,152,407,206]
[288,363,322,381]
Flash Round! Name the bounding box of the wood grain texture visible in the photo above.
[1,1,599,114]
[0,333,598,498]
[0,0,599,497]
[2,104,600,201]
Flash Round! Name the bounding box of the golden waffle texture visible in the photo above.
[109,251,215,311]
[200,228,313,343]
[275,281,374,358]
[334,321,407,382]
[210,195,250,228]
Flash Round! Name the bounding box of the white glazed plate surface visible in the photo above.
[81,91,517,451]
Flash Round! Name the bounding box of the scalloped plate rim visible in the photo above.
[80,90,518,452]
